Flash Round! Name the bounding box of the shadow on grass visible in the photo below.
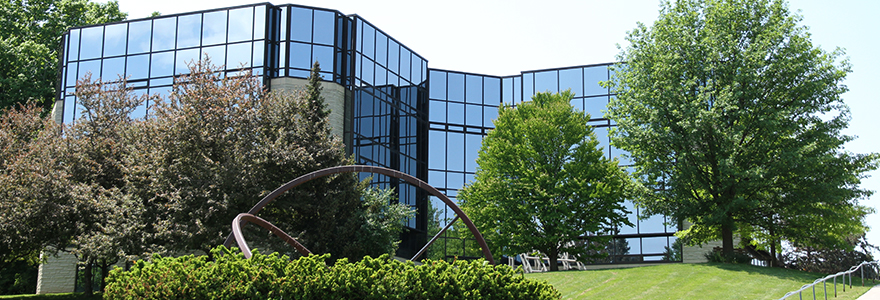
[706,262,880,285]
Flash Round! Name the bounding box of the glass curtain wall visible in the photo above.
[59,4,270,123]
[427,64,681,263]
[427,69,501,259]
[347,16,430,257]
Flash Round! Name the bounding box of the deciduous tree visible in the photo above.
[0,0,126,110]
[459,90,633,271]
[606,0,878,260]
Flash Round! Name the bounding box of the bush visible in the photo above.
[704,248,751,264]
[104,246,560,300]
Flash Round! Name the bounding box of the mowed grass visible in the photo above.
[0,293,101,300]
[526,263,877,300]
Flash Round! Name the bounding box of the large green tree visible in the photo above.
[0,0,126,110]
[606,0,878,260]
[459,90,633,271]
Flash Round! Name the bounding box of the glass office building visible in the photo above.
[55,2,678,263]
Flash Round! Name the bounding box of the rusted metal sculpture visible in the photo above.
[230,213,311,258]
[224,165,495,265]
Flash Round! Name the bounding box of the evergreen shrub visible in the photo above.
[104,246,560,300]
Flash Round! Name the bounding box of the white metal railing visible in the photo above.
[778,260,879,300]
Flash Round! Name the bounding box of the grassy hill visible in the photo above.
[525,262,876,300]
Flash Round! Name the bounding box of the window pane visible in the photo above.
[447,72,464,102]
[465,134,481,172]
[254,5,266,40]
[226,42,251,68]
[361,23,375,59]
[593,126,610,158]
[466,104,481,127]
[78,60,100,82]
[399,49,411,82]
[429,70,446,100]
[67,29,80,61]
[483,106,498,127]
[152,17,176,51]
[387,40,399,73]
[429,130,446,170]
[289,42,311,69]
[429,100,445,123]
[483,77,500,106]
[126,21,150,55]
[203,11,227,46]
[447,102,463,125]
[103,23,126,57]
[131,89,148,119]
[228,7,254,43]
[252,41,264,67]
[535,70,557,94]
[202,45,226,65]
[501,77,512,104]
[374,32,388,67]
[522,73,534,99]
[447,132,464,172]
[150,52,174,77]
[447,172,464,190]
[584,96,607,120]
[465,75,482,104]
[290,7,312,43]
[312,45,333,71]
[176,48,199,74]
[177,14,201,48]
[65,62,78,86]
[101,57,124,80]
[126,54,149,80]
[639,214,666,234]
[411,55,423,84]
[80,26,103,60]
[618,200,638,235]
[559,68,584,96]
[584,66,607,96]
[360,57,374,85]
[642,237,668,255]
[312,10,334,46]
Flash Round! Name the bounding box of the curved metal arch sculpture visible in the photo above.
[224,165,494,265]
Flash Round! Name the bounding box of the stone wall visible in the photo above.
[36,250,77,294]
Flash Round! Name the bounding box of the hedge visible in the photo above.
[104,246,560,299]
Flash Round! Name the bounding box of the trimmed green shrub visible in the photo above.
[104,246,560,300]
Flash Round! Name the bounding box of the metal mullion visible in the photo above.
[99,25,106,80]
[284,7,291,77]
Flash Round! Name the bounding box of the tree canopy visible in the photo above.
[606,0,878,261]
[459,90,633,271]
[0,0,126,110]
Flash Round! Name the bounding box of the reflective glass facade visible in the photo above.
[56,2,678,263]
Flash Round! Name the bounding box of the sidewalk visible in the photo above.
[857,284,880,299]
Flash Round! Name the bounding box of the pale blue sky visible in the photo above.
[113,0,880,251]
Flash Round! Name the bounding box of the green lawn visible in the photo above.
[0,294,100,300]
[526,263,876,300]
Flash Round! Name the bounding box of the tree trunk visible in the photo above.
[770,239,778,268]
[101,263,110,292]
[83,259,93,297]
[548,248,559,271]
[721,222,734,261]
